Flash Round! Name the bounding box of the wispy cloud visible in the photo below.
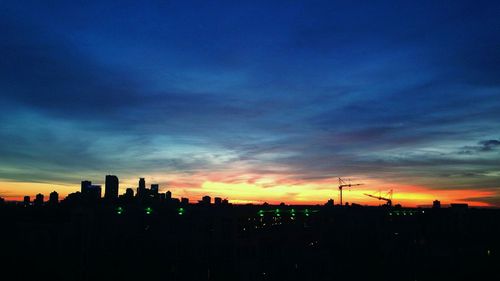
[1,1,499,205]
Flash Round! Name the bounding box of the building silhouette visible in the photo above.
[105,175,119,200]
[137,178,146,197]
[433,200,441,209]
[200,195,211,205]
[214,197,222,205]
[49,191,58,205]
[125,188,134,199]
[81,180,91,193]
[151,184,159,196]
[87,184,102,201]
[23,195,30,206]
[325,198,334,206]
[451,203,468,209]
[34,193,44,207]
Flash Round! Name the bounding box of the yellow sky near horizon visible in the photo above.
[0,178,495,207]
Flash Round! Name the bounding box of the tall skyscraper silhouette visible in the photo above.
[105,175,119,200]
[137,178,146,197]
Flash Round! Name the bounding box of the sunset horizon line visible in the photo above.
[2,174,496,208]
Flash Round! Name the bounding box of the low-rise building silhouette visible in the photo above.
[81,180,91,193]
[125,188,134,199]
[151,184,159,196]
[49,191,58,205]
[88,185,101,201]
[433,200,441,209]
[23,195,31,206]
[34,193,44,207]
[214,197,222,205]
[325,199,334,206]
[200,195,211,205]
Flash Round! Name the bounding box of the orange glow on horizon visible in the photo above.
[0,176,497,207]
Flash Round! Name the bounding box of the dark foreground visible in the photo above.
[1,202,499,281]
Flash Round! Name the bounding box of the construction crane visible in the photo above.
[364,189,393,207]
[338,178,363,206]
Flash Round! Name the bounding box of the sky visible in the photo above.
[1,0,499,206]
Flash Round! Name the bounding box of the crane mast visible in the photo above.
[338,178,363,206]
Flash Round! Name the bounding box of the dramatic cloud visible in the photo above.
[0,1,499,206]
[478,140,500,152]
[461,139,500,154]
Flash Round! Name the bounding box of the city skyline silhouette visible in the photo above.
[4,174,494,209]
[1,1,500,208]
[1,173,498,281]
[1,1,499,280]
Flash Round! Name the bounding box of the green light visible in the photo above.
[145,207,152,215]
[178,207,184,215]
[116,207,123,215]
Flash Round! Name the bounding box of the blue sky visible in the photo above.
[1,1,499,205]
